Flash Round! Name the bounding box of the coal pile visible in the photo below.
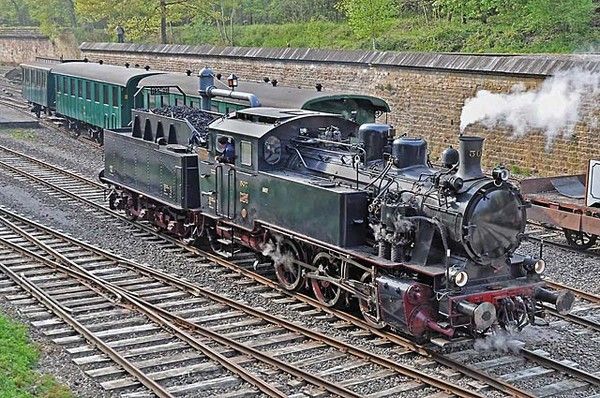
[147,106,219,133]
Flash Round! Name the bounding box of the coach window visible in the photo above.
[94,84,100,103]
[70,79,75,97]
[85,81,91,100]
[57,76,62,94]
[103,85,109,105]
[77,80,83,98]
[112,87,119,107]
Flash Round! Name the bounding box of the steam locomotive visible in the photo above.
[100,69,574,340]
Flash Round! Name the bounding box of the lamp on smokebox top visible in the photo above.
[227,74,238,90]
[492,166,510,185]
[523,257,545,275]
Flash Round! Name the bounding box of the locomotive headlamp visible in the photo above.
[454,271,469,287]
[448,268,469,287]
[227,74,238,89]
[448,176,463,191]
[534,259,546,274]
[492,166,510,184]
[523,257,545,274]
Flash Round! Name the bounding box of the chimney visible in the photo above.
[456,136,485,181]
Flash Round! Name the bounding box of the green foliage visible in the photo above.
[3,0,598,53]
[25,0,76,37]
[0,314,73,398]
[0,0,33,26]
[336,0,397,49]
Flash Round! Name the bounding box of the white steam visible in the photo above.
[460,68,600,146]
[473,329,525,354]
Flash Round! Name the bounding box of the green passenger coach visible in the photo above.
[21,63,55,115]
[52,62,161,133]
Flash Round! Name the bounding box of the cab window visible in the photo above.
[240,141,252,167]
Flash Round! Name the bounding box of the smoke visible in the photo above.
[473,329,525,354]
[460,68,600,147]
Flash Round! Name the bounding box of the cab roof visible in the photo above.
[210,108,339,139]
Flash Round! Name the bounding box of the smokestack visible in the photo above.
[456,136,485,181]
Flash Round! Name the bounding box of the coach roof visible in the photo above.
[138,72,390,112]
[52,62,163,87]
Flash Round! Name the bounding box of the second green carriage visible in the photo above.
[52,63,161,139]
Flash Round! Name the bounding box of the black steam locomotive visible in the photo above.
[101,73,574,340]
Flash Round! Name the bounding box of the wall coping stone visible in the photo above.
[80,42,600,77]
[0,27,47,39]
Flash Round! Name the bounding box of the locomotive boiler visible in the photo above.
[101,72,574,340]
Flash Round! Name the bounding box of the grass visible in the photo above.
[510,164,533,177]
[171,14,599,54]
[0,313,73,398]
[8,130,37,142]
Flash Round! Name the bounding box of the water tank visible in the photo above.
[358,124,390,162]
[392,137,427,169]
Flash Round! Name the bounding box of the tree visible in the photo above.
[0,0,32,26]
[75,0,188,43]
[337,0,397,50]
[25,0,76,35]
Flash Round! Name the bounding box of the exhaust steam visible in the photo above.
[460,68,600,147]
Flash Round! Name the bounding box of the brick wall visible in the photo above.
[80,44,600,176]
[0,29,79,65]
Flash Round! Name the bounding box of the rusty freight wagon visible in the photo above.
[521,160,600,250]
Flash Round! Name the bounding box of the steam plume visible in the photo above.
[473,329,525,354]
[460,69,600,146]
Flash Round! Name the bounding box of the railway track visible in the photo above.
[526,225,600,259]
[0,141,599,396]
[0,206,490,398]
[0,74,101,149]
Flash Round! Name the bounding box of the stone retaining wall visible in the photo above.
[79,43,600,175]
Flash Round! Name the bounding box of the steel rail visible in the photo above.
[0,221,289,398]
[0,144,104,188]
[0,263,176,398]
[0,206,516,398]
[527,234,600,259]
[0,216,360,398]
[521,348,600,387]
